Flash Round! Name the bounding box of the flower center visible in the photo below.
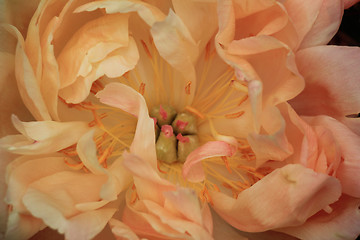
[150,104,199,164]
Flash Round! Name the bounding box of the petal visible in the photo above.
[182,141,234,182]
[344,0,360,8]
[96,82,157,167]
[0,115,89,154]
[211,164,342,232]
[304,115,360,198]
[1,24,51,120]
[109,218,140,240]
[298,0,343,48]
[5,212,45,240]
[122,152,174,203]
[172,0,217,51]
[291,46,360,118]
[0,52,32,137]
[278,195,360,240]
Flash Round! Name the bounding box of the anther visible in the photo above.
[225,111,245,119]
[230,79,248,93]
[185,81,192,95]
[141,40,152,59]
[139,83,145,95]
[185,106,205,119]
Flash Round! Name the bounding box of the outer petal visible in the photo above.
[5,212,45,240]
[109,218,141,240]
[278,195,360,240]
[1,24,51,120]
[0,115,89,154]
[344,0,360,8]
[298,0,343,48]
[304,115,360,198]
[291,46,360,118]
[211,164,342,232]
[96,82,157,168]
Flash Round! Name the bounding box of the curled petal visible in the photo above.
[96,82,157,167]
[182,141,234,182]
[0,115,89,154]
[5,212,45,240]
[109,218,141,240]
[211,164,342,232]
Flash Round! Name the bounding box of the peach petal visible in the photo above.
[344,0,360,8]
[172,0,217,51]
[291,46,360,118]
[182,141,234,182]
[96,82,157,167]
[278,195,360,240]
[0,115,89,154]
[211,164,342,232]
[109,218,140,240]
[122,152,174,203]
[1,24,51,120]
[304,115,360,198]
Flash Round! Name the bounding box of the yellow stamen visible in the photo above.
[141,39,152,59]
[225,111,245,119]
[221,156,232,174]
[139,82,146,95]
[185,106,205,119]
[230,79,248,93]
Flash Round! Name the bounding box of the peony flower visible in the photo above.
[1,0,360,240]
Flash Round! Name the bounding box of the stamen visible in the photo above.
[141,40,152,59]
[185,106,205,119]
[157,161,167,174]
[185,81,192,95]
[230,79,248,93]
[90,79,104,94]
[64,160,84,170]
[139,82,146,95]
[221,156,232,174]
[225,111,245,119]
[238,95,248,106]
[88,113,107,127]
[201,186,214,206]
[98,145,113,164]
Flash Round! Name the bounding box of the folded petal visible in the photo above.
[96,82,157,167]
[211,164,342,232]
[5,212,45,240]
[0,115,89,154]
[278,195,360,240]
[109,218,141,240]
[304,115,360,198]
[182,141,234,182]
[291,46,360,118]
[344,0,360,8]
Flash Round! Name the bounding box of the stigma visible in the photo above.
[150,105,199,164]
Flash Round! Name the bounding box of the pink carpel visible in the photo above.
[161,125,174,138]
[177,133,190,143]
[176,120,188,130]
[159,105,168,120]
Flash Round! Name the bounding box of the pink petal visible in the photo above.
[211,164,342,232]
[0,115,89,155]
[96,82,157,167]
[182,141,234,182]
[298,0,343,48]
[278,195,360,240]
[291,46,360,117]
[344,0,360,8]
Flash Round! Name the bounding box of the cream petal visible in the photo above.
[182,141,234,182]
[1,24,51,120]
[291,46,360,118]
[109,218,141,240]
[0,115,89,154]
[96,82,157,167]
[5,212,45,240]
[74,0,166,26]
[278,195,360,240]
[211,164,342,232]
